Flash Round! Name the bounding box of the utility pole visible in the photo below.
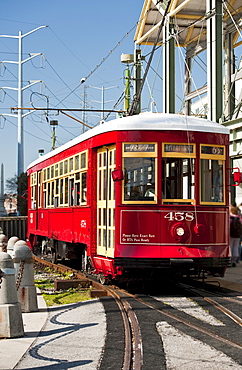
[121,54,134,113]
[121,52,144,114]
[89,85,117,120]
[0,163,6,216]
[0,26,47,176]
[81,85,88,132]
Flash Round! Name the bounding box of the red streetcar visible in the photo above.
[27,112,231,282]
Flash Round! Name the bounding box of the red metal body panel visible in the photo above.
[115,207,229,258]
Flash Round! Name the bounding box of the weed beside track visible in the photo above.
[34,265,94,306]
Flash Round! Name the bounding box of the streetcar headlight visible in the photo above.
[176,227,185,236]
[170,223,189,241]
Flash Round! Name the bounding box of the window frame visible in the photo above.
[161,142,196,205]
[200,144,226,205]
[122,142,158,204]
[38,149,88,209]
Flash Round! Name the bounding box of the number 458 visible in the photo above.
[164,212,194,221]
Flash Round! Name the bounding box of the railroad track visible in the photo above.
[33,255,143,369]
[177,282,242,327]
[33,256,242,368]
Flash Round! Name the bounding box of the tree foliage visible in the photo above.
[5,175,18,194]
[5,172,28,216]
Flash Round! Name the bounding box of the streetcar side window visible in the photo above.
[30,172,37,209]
[200,145,225,204]
[39,150,88,208]
[122,143,157,204]
[162,143,195,205]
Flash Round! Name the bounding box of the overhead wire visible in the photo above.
[222,0,242,40]
[47,15,146,108]
[82,22,141,83]
[49,27,91,72]
[1,115,50,143]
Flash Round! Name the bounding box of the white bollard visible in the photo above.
[13,240,38,313]
[7,236,19,258]
[0,234,8,253]
[0,252,24,338]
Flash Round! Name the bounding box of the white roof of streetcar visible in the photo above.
[27,112,229,170]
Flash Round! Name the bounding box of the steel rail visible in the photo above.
[204,296,242,326]
[177,282,242,326]
[106,287,132,370]
[106,286,143,370]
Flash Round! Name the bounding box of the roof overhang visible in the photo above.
[135,0,242,51]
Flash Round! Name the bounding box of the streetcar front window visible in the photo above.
[123,157,156,201]
[200,159,224,203]
[122,142,157,204]
[162,157,195,204]
[162,143,196,205]
[200,145,225,204]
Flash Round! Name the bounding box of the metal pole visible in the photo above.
[124,66,131,112]
[134,49,142,114]
[207,0,223,122]
[163,19,176,114]
[102,86,104,120]
[17,31,23,176]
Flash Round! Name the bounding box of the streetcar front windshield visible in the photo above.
[200,159,224,203]
[162,157,195,204]
[124,157,156,201]
[200,145,225,204]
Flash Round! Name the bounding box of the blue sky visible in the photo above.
[1,1,241,184]
[0,1,144,183]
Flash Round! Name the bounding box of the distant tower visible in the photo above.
[0,163,6,216]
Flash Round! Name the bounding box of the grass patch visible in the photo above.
[35,279,54,290]
[41,289,93,306]
[34,269,94,306]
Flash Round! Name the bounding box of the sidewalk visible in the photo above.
[0,291,106,370]
[0,291,48,369]
[212,261,242,293]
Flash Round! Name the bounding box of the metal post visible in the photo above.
[17,32,23,177]
[124,66,131,112]
[89,85,117,120]
[163,19,176,113]
[134,49,142,114]
[207,0,223,122]
[184,55,192,115]
[101,86,105,119]
[224,32,235,120]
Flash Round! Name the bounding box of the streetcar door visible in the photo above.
[36,170,44,229]
[97,145,116,257]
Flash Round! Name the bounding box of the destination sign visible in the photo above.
[124,144,155,152]
[201,146,224,155]
[164,144,194,153]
